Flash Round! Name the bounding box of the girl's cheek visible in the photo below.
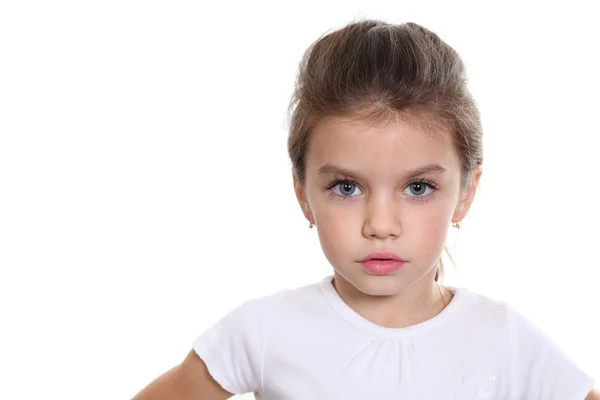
[409,208,450,243]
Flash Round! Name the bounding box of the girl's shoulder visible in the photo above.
[449,286,539,330]
[191,279,326,394]
[199,278,324,335]
[447,287,595,397]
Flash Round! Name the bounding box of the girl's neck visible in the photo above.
[332,271,453,329]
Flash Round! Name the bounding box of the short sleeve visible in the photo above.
[506,305,595,399]
[193,290,287,395]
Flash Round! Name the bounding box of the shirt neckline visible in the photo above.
[319,275,470,338]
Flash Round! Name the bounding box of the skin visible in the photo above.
[132,349,233,400]
[131,111,598,398]
[294,112,482,328]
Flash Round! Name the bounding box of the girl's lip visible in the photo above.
[359,251,406,262]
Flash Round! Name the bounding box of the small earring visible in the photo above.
[309,222,314,229]
[452,220,461,229]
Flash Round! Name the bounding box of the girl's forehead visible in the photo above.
[307,114,458,167]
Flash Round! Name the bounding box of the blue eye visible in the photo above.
[405,181,433,197]
[403,179,439,203]
[329,180,363,197]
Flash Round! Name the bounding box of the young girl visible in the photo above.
[133,19,597,399]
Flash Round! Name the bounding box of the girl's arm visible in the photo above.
[586,388,600,400]
[132,349,233,400]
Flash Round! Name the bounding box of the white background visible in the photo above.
[1,1,598,398]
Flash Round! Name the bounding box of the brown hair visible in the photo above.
[287,19,484,282]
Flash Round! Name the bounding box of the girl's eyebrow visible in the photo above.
[317,163,447,180]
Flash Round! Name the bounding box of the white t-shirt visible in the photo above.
[193,276,594,399]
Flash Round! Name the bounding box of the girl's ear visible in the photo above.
[292,169,315,225]
[453,165,483,222]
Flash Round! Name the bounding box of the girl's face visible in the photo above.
[294,113,482,298]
